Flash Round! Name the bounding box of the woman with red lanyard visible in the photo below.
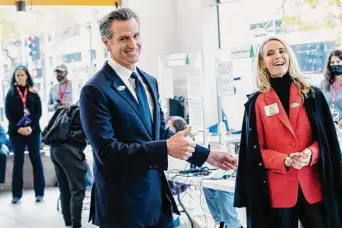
[320,49,342,128]
[5,65,45,204]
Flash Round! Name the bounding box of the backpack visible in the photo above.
[42,104,83,145]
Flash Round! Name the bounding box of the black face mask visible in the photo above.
[330,65,342,75]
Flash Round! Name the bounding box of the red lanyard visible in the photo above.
[59,80,69,101]
[332,81,342,106]
[16,86,28,108]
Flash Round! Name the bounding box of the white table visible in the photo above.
[166,173,244,228]
[224,134,241,144]
[166,173,235,192]
[208,134,241,153]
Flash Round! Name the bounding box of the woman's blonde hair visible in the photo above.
[256,36,311,94]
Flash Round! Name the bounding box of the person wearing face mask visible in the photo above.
[320,49,342,128]
[5,65,45,204]
[48,64,73,112]
[234,37,342,228]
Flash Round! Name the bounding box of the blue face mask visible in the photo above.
[330,65,342,75]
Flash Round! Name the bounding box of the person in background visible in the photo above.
[203,188,242,228]
[5,65,45,204]
[0,123,9,190]
[320,49,342,127]
[48,64,73,112]
[50,106,88,228]
[166,116,242,228]
[234,37,342,227]
[166,116,187,134]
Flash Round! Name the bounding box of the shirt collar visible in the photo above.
[108,56,137,84]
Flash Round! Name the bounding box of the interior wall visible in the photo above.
[124,0,220,128]
[125,0,178,77]
[174,0,219,128]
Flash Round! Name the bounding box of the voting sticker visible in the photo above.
[290,103,300,108]
[117,85,126,91]
[264,103,279,116]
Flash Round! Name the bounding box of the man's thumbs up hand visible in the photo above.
[167,126,196,160]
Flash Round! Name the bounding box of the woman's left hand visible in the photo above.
[289,149,312,169]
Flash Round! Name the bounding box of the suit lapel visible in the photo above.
[103,63,153,138]
[264,88,296,138]
[289,83,303,131]
[137,68,160,140]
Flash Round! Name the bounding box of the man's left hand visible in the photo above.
[206,150,238,170]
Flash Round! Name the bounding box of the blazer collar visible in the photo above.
[263,83,302,138]
[103,62,160,139]
[107,56,137,85]
[288,83,303,131]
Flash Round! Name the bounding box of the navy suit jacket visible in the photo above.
[80,62,210,227]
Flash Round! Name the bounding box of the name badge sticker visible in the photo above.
[290,103,300,108]
[264,103,279,117]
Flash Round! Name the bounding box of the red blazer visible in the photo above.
[255,83,322,208]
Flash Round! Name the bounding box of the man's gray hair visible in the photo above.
[99,8,140,40]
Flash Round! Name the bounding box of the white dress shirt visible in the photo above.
[108,57,154,121]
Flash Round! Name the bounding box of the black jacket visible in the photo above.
[5,86,42,135]
[65,111,87,150]
[234,86,342,228]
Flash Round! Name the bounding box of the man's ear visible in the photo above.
[101,37,110,51]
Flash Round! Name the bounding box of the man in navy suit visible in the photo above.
[80,8,238,228]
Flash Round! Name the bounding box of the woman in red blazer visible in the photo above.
[236,37,340,228]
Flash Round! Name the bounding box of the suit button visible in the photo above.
[290,142,296,147]
[259,163,262,166]
[263,180,266,184]
[249,128,252,131]
[254,145,257,149]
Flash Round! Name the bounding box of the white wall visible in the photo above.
[173,0,219,127]
[123,0,220,127]
[126,0,178,76]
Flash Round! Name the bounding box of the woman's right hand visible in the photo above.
[17,127,32,136]
[284,155,293,168]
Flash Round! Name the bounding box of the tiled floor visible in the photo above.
[0,186,246,228]
[0,187,97,228]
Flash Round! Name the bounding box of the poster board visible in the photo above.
[158,53,205,145]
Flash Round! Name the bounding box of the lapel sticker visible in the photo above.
[117,85,126,91]
[290,103,299,108]
[264,103,279,117]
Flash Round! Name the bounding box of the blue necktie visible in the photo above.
[131,72,153,131]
